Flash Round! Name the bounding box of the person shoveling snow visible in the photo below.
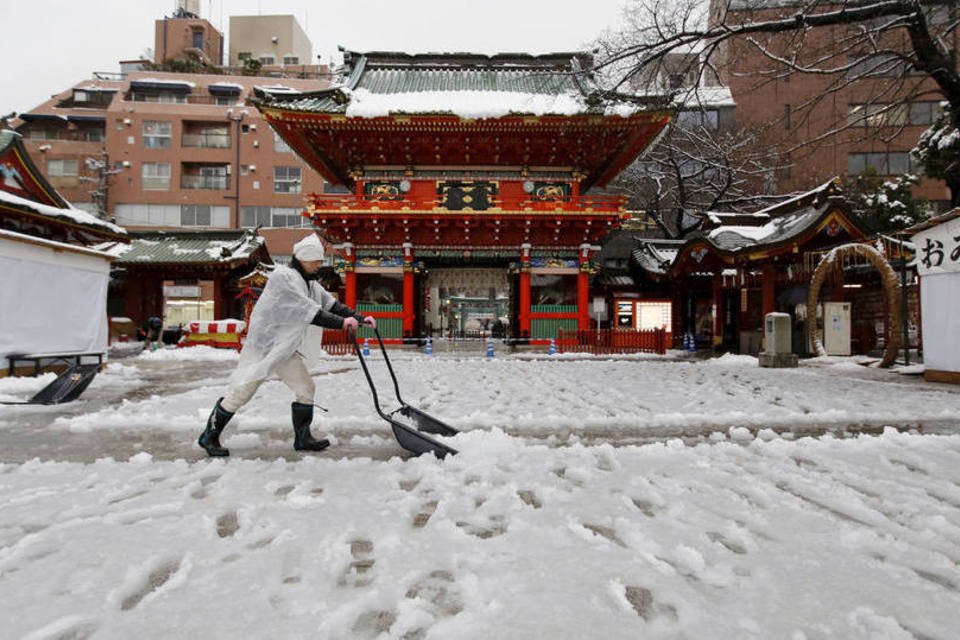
[198,233,375,457]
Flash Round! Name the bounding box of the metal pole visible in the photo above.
[898,236,909,366]
[233,115,242,227]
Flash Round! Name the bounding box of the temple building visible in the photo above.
[254,50,672,340]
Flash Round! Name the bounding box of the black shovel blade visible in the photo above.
[30,364,101,405]
[389,419,458,459]
[398,405,459,437]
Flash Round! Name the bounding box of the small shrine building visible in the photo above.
[255,50,671,340]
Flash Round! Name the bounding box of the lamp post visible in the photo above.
[226,109,247,228]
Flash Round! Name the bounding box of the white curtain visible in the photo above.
[0,235,111,360]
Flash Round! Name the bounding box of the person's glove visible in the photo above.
[342,316,359,331]
[362,316,377,328]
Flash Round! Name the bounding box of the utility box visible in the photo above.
[823,302,852,356]
[759,312,798,368]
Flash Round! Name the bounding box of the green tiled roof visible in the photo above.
[254,50,659,115]
[96,229,267,266]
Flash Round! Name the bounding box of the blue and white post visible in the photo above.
[425,336,433,356]
[486,336,494,358]
[548,338,556,356]
[362,338,370,357]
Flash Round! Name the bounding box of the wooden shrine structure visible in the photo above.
[255,50,671,340]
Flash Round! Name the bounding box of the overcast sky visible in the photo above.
[1,0,630,115]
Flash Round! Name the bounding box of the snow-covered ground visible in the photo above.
[2,348,960,638]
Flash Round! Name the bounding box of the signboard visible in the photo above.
[164,285,201,298]
[911,215,960,276]
[590,296,607,320]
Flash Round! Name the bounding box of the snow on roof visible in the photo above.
[0,228,116,260]
[0,189,126,236]
[343,88,642,119]
[675,86,735,108]
[98,231,266,265]
[256,84,298,93]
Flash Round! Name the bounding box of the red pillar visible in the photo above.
[343,243,357,309]
[402,242,415,337]
[519,243,531,337]
[762,264,776,317]
[213,274,226,320]
[712,272,723,348]
[577,243,591,332]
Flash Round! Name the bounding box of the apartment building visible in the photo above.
[14,70,333,259]
[708,0,959,210]
[229,15,312,69]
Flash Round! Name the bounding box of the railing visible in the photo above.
[307,193,626,213]
[181,175,229,190]
[182,133,231,148]
[557,327,667,355]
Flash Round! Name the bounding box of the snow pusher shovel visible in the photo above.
[351,326,458,459]
[1,363,101,405]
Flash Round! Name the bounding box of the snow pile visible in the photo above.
[137,346,240,362]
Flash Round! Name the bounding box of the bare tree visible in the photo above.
[595,0,960,206]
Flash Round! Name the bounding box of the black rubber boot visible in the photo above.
[292,402,330,452]
[198,398,234,457]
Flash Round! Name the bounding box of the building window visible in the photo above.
[848,151,915,176]
[192,31,203,49]
[24,127,58,140]
[181,204,212,227]
[784,104,791,130]
[141,162,171,190]
[47,158,78,177]
[273,131,292,153]
[132,92,187,104]
[241,206,271,227]
[848,103,909,128]
[271,207,306,227]
[283,56,299,65]
[215,96,235,106]
[240,206,308,227]
[238,52,251,61]
[676,109,718,130]
[274,166,301,193]
[259,55,276,66]
[908,101,943,126]
[143,121,172,148]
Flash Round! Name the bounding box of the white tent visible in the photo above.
[0,229,114,373]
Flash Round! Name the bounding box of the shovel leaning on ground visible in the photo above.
[351,326,459,459]
[1,363,102,405]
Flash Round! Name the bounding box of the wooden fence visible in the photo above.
[557,327,667,355]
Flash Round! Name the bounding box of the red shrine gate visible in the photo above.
[255,51,671,340]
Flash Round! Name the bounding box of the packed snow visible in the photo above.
[344,88,642,120]
[1,348,959,638]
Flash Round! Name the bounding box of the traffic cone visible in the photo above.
[425,337,433,355]
[548,338,556,356]
[362,338,370,357]
[486,337,494,358]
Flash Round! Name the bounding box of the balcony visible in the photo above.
[182,132,231,148]
[181,174,229,190]
[307,192,627,214]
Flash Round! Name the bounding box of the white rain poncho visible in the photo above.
[230,265,337,386]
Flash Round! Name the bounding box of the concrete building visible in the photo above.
[229,15,313,69]
[708,0,959,210]
[14,70,333,261]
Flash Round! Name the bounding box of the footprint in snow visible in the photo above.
[623,585,678,623]
[339,539,375,588]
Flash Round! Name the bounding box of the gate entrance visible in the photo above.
[424,268,511,336]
